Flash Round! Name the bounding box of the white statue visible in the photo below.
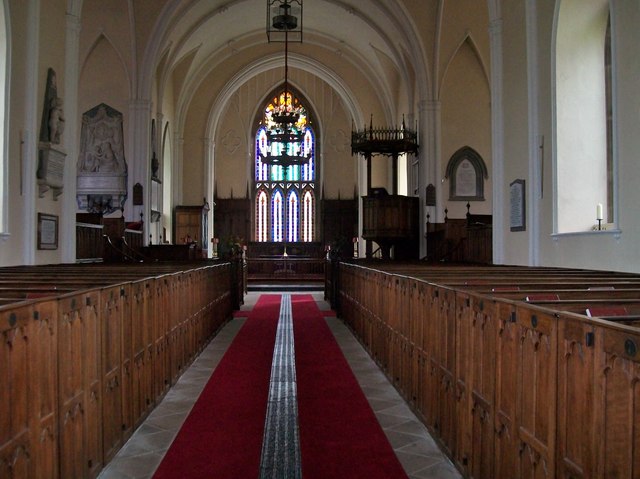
[48,97,65,144]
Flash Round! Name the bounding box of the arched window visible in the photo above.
[272,189,284,242]
[302,189,314,242]
[287,190,299,242]
[256,189,269,242]
[254,90,316,242]
[555,0,613,232]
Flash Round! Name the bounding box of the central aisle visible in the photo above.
[292,294,408,478]
[153,293,407,478]
[98,292,461,479]
[153,294,281,478]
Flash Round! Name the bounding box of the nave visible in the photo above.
[98,292,460,479]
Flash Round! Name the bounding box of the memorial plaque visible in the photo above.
[37,144,66,199]
[446,147,487,201]
[37,213,58,250]
[426,184,436,206]
[76,104,128,214]
[455,159,477,197]
[510,179,526,231]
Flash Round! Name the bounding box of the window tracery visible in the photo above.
[254,90,315,242]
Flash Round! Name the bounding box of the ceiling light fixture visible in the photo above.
[261,1,309,168]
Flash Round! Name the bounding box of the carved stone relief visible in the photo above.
[76,104,128,214]
[329,128,349,153]
[221,129,241,154]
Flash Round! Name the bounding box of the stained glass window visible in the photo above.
[256,189,268,242]
[254,90,316,242]
[287,190,299,242]
[302,189,314,242]
[272,189,284,242]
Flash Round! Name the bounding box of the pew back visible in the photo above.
[0,262,235,479]
[334,262,640,479]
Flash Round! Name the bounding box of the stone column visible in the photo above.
[203,137,214,257]
[526,0,541,266]
[61,11,81,263]
[419,100,441,259]
[22,0,41,265]
[128,99,152,242]
[489,17,505,265]
[173,133,184,206]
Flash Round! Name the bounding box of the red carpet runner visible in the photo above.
[153,294,407,478]
[292,295,407,478]
[153,294,281,479]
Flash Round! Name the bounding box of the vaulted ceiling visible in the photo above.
[149,0,427,120]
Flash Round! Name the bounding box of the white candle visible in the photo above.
[596,203,603,221]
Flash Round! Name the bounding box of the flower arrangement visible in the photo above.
[219,235,245,259]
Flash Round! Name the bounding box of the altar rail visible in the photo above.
[247,257,325,282]
[0,262,234,478]
[334,262,640,479]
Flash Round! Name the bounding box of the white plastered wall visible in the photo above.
[500,0,640,273]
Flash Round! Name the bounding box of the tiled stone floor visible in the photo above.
[98,292,461,479]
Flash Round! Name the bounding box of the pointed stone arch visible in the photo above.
[440,33,490,99]
[80,33,131,94]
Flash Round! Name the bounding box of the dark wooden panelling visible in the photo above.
[322,199,358,248]
[213,198,251,245]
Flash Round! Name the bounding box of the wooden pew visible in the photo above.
[0,262,237,479]
[333,261,640,479]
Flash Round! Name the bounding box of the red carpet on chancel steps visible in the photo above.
[153,294,407,479]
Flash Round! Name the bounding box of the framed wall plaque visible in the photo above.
[425,184,436,206]
[446,146,488,201]
[509,179,526,232]
[38,213,58,249]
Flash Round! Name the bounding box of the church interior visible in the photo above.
[1,0,639,478]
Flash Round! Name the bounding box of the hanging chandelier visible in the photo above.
[261,1,309,168]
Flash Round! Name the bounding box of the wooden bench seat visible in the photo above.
[525,293,560,301]
[0,261,239,479]
[483,287,640,301]
[586,305,629,317]
[582,306,640,325]
[519,298,640,311]
[331,261,640,479]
